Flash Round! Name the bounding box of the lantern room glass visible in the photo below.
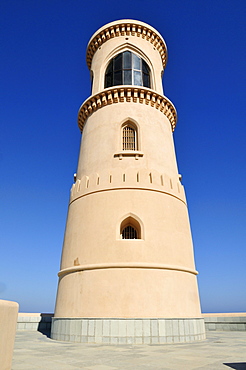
[105,51,151,88]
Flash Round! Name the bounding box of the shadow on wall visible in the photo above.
[37,313,53,338]
[224,364,246,370]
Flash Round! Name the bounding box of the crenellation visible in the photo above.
[115,26,120,36]
[126,24,131,36]
[101,93,107,105]
[96,95,102,107]
[110,27,115,38]
[107,91,113,104]
[113,89,119,103]
[121,25,125,35]
[78,86,177,132]
[69,169,186,204]
[131,25,136,36]
[105,30,110,40]
[86,21,167,69]
[91,99,96,110]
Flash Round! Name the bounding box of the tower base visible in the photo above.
[51,318,206,344]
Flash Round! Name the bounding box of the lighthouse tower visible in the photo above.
[51,20,205,344]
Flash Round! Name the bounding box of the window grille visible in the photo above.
[122,125,136,150]
[122,225,138,239]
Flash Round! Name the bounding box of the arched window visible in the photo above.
[122,124,137,150]
[105,51,151,88]
[120,216,141,239]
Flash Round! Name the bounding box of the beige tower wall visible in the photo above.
[76,104,178,178]
[54,102,201,319]
[52,19,205,344]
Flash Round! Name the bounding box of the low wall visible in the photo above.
[0,300,19,370]
[202,313,246,331]
[17,313,246,337]
[17,313,53,334]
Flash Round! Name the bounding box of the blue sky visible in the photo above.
[1,0,245,313]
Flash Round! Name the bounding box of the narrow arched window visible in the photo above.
[105,51,151,88]
[120,216,141,239]
[122,125,136,150]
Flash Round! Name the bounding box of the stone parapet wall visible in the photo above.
[203,313,246,331]
[17,313,53,332]
[17,314,246,338]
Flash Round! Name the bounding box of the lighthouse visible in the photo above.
[51,19,205,344]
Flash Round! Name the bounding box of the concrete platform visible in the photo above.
[12,330,246,369]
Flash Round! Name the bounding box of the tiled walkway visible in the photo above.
[12,330,246,369]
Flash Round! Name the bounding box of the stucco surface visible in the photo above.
[53,19,204,341]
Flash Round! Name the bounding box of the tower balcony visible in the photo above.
[86,19,168,70]
[78,86,177,132]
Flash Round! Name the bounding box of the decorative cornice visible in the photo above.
[58,262,198,277]
[70,169,186,205]
[78,86,177,132]
[86,20,167,70]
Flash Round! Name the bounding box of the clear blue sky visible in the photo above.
[1,0,245,313]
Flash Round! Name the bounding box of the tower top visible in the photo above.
[86,19,168,70]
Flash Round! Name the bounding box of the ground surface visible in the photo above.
[12,331,246,369]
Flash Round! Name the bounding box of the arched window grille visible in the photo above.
[122,225,138,239]
[105,51,151,88]
[122,125,136,150]
[120,216,141,239]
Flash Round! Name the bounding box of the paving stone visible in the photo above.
[110,337,118,344]
[143,336,151,344]
[12,331,246,370]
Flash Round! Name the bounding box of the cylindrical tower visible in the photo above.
[52,20,205,344]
